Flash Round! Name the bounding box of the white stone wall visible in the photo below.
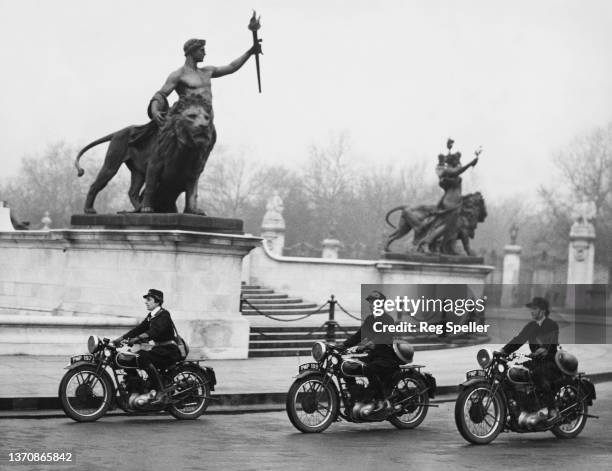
[0,229,260,359]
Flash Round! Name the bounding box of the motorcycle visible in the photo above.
[58,335,216,422]
[454,348,597,444]
[286,341,437,433]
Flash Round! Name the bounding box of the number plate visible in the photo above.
[298,362,319,373]
[70,354,94,364]
[466,369,486,380]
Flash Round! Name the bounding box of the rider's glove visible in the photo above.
[127,337,139,347]
[111,337,124,347]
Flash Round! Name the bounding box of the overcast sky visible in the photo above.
[0,0,611,203]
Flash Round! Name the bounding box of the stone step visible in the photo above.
[241,288,275,295]
[249,340,344,349]
[251,326,359,333]
[241,308,330,316]
[240,284,262,289]
[249,332,353,341]
[242,293,289,300]
[242,302,317,310]
[242,298,305,305]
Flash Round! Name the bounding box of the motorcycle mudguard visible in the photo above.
[168,361,217,391]
[295,368,325,381]
[421,372,437,399]
[458,378,490,390]
[294,369,340,397]
[579,377,596,406]
[64,359,96,370]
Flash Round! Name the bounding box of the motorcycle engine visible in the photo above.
[509,390,546,430]
[124,373,145,394]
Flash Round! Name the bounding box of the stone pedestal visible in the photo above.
[321,238,341,259]
[0,206,14,231]
[567,221,595,285]
[260,191,286,256]
[261,230,285,256]
[501,244,521,307]
[0,214,261,358]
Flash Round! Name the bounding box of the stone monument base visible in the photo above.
[0,214,261,359]
[382,251,485,265]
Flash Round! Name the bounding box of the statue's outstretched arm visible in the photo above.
[442,159,478,178]
[211,46,258,78]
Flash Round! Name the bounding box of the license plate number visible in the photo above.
[299,362,319,373]
[70,354,94,364]
[466,369,486,380]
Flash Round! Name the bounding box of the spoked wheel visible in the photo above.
[59,365,113,422]
[388,375,429,429]
[286,374,338,433]
[551,383,588,438]
[167,366,210,420]
[454,384,505,444]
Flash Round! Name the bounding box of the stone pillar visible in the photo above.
[566,201,596,307]
[260,190,285,256]
[500,244,521,307]
[321,237,341,259]
[41,211,52,230]
[0,202,14,231]
[567,219,595,285]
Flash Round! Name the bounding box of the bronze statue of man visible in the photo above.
[139,38,261,213]
[75,36,261,215]
[148,38,260,126]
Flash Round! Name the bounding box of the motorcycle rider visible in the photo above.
[500,296,560,419]
[113,289,181,404]
[343,290,400,412]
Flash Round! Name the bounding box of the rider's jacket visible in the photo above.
[344,313,397,362]
[501,317,559,358]
[124,308,175,343]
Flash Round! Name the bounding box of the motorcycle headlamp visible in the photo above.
[312,341,327,362]
[88,335,100,354]
[476,348,493,369]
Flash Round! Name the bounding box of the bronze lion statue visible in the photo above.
[74,95,216,214]
[384,192,487,255]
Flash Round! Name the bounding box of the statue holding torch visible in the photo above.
[148,13,263,126]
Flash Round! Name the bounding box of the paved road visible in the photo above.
[1,383,611,471]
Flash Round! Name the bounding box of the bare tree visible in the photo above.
[0,142,128,228]
[539,122,612,267]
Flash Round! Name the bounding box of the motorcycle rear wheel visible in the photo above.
[551,383,588,439]
[286,374,338,433]
[454,383,505,444]
[167,366,210,420]
[388,376,429,429]
[59,365,113,422]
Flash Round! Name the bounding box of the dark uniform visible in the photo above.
[123,308,181,372]
[344,312,399,399]
[117,289,182,393]
[501,310,560,408]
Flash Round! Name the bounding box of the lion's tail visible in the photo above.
[385,206,406,229]
[74,132,115,177]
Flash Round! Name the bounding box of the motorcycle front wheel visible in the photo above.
[454,383,505,444]
[388,375,429,429]
[286,374,339,433]
[59,365,113,422]
[167,366,210,420]
[551,383,588,439]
